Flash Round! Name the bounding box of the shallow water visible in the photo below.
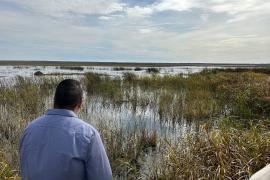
[0,65,222,78]
[82,98,197,140]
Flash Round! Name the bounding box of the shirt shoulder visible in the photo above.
[73,118,99,140]
[24,114,99,143]
[24,115,46,132]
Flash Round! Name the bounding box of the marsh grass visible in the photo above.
[0,152,20,180]
[202,67,270,75]
[0,76,64,167]
[1,69,270,179]
[83,71,270,178]
[95,118,158,179]
[86,71,269,121]
[150,119,270,180]
[85,73,123,105]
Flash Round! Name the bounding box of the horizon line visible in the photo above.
[0,60,270,67]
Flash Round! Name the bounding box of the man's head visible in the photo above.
[54,79,83,114]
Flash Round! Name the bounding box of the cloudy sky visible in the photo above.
[0,0,269,63]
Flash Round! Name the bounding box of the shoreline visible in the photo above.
[0,60,270,67]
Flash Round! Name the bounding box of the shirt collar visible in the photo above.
[45,108,78,118]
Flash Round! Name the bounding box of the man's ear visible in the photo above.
[74,102,82,114]
[78,102,82,109]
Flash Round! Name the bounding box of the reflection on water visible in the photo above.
[79,97,200,178]
[82,97,198,141]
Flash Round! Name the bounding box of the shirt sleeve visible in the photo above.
[19,131,28,177]
[86,131,112,180]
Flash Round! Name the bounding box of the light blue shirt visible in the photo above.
[19,109,112,180]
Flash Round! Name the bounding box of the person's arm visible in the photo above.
[19,131,28,177]
[86,131,112,180]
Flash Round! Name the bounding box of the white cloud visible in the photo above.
[210,0,261,14]
[8,0,270,23]
[98,16,113,21]
[154,0,199,12]
[138,28,153,34]
[125,0,198,18]
[126,6,153,18]
[124,0,270,24]
[8,0,125,17]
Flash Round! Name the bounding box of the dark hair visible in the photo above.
[54,79,83,109]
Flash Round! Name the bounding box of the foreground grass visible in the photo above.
[149,119,270,179]
[0,152,20,180]
[1,119,270,179]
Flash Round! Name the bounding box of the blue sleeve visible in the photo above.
[86,131,112,180]
[19,131,28,177]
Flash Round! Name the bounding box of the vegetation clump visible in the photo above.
[146,68,160,74]
[113,67,132,71]
[134,67,143,71]
[58,66,84,71]
[34,71,44,76]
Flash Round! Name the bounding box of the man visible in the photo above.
[19,79,112,180]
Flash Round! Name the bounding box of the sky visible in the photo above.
[0,0,269,63]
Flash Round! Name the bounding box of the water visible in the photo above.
[83,98,197,140]
[0,65,222,78]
